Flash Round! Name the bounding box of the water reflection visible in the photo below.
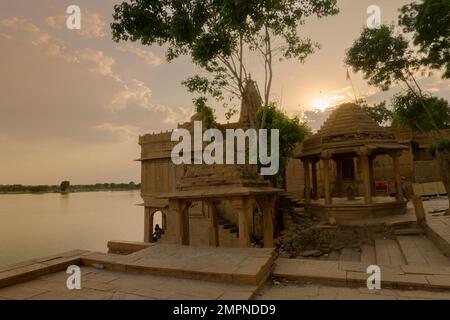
[0,191,143,266]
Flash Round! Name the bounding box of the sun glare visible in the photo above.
[312,99,329,111]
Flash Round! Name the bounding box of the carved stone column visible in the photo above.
[311,161,319,200]
[206,201,219,247]
[390,151,403,202]
[335,157,343,197]
[258,196,275,248]
[321,152,332,205]
[232,197,253,247]
[169,199,191,245]
[144,207,153,243]
[358,148,372,205]
[303,160,311,203]
[369,155,376,196]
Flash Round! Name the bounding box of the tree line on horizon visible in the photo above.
[0,182,141,194]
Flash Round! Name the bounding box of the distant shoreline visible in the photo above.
[0,183,141,195]
[0,189,141,195]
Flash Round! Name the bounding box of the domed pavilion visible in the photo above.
[295,103,408,221]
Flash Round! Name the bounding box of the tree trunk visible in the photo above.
[436,149,450,215]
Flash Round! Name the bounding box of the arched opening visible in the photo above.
[145,209,168,243]
[152,211,163,230]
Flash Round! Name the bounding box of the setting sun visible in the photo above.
[312,99,330,111]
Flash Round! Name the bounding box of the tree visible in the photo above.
[346,4,450,212]
[255,104,310,186]
[359,100,393,126]
[345,25,441,133]
[391,92,450,133]
[399,0,450,78]
[111,0,339,128]
[60,181,70,193]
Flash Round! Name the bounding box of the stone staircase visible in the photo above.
[217,216,240,247]
[273,234,450,290]
[279,191,306,229]
[320,234,450,267]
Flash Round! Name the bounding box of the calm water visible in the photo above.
[0,191,145,267]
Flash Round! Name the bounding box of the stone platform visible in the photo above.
[273,258,450,290]
[306,197,407,222]
[0,266,258,300]
[82,244,274,286]
[0,244,274,300]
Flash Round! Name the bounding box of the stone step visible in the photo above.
[375,239,406,266]
[393,228,424,236]
[425,216,450,257]
[273,258,450,290]
[339,248,361,262]
[82,245,275,286]
[397,236,450,267]
[0,250,90,289]
[360,245,377,265]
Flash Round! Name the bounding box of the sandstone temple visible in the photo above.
[2,84,450,300]
[137,83,449,248]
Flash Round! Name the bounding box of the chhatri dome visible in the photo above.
[295,102,408,221]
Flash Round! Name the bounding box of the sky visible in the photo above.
[0,0,449,185]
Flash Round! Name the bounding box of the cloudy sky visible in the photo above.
[0,0,449,185]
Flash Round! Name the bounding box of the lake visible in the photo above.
[0,191,146,267]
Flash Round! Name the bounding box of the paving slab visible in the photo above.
[426,215,450,257]
[273,259,347,285]
[81,244,274,286]
[375,240,406,266]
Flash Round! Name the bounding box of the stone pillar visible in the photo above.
[144,207,153,243]
[321,153,332,205]
[311,161,319,200]
[303,160,311,203]
[412,195,426,225]
[161,211,167,230]
[169,199,190,245]
[206,201,219,247]
[259,196,275,248]
[335,158,343,197]
[369,155,376,196]
[391,151,403,202]
[359,148,372,205]
[232,198,253,247]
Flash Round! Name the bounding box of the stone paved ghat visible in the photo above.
[426,215,450,257]
[0,266,258,300]
[0,250,91,289]
[82,244,275,286]
[0,245,274,300]
[273,258,450,290]
[2,243,450,300]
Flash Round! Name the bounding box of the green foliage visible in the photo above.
[391,91,450,133]
[256,104,310,180]
[60,181,70,192]
[345,25,417,91]
[429,136,450,157]
[112,0,339,113]
[399,0,450,78]
[359,100,393,126]
[194,97,216,129]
